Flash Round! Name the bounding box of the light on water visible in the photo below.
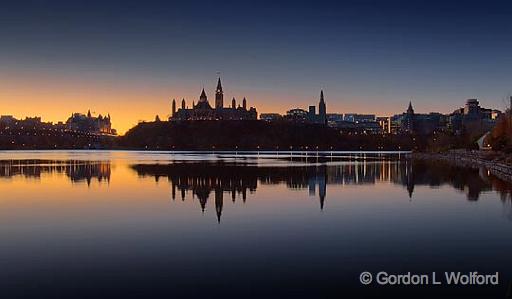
[0,151,511,298]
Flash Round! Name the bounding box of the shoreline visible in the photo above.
[413,150,512,183]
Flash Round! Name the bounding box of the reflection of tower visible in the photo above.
[198,195,208,213]
[406,160,414,199]
[318,166,327,209]
[215,78,223,109]
[215,189,223,223]
[171,182,176,200]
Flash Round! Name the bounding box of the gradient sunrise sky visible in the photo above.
[1,0,512,133]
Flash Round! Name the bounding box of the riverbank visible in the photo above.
[413,150,512,183]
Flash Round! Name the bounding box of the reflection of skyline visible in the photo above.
[132,160,512,222]
[0,158,511,222]
[0,160,111,185]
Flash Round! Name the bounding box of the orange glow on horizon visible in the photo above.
[0,70,452,135]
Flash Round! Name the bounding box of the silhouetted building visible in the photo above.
[260,113,283,122]
[448,99,501,135]
[344,113,376,123]
[283,90,327,125]
[0,115,16,125]
[306,90,327,124]
[285,108,308,122]
[170,78,257,121]
[376,116,391,134]
[394,102,447,135]
[66,110,116,135]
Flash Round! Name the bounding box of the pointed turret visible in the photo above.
[199,88,207,102]
[232,97,236,109]
[181,98,186,109]
[87,110,91,118]
[407,101,414,114]
[172,99,176,116]
[242,97,247,110]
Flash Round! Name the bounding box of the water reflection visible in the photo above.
[0,160,111,185]
[0,154,511,298]
[1,158,511,219]
[131,160,512,222]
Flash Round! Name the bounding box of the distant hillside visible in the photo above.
[118,120,415,150]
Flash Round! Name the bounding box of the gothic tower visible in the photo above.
[181,98,186,109]
[215,78,223,109]
[242,97,247,110]
[232,97,236,109]
[172,99,176,116]
[405,101,415,133]
[318,90,327,125]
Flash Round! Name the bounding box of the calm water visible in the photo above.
[0,151,511,298]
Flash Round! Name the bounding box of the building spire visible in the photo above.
[407,101,414,114]
[318,90,327,125]
[216,77,223,93]
[199,88,207,102]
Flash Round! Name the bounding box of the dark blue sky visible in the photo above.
[1,0,511,130]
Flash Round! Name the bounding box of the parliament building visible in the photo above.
[169,78,257,121]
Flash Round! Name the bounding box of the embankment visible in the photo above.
[413,150,512,182]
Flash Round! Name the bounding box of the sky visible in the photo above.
[1,0,512,134]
